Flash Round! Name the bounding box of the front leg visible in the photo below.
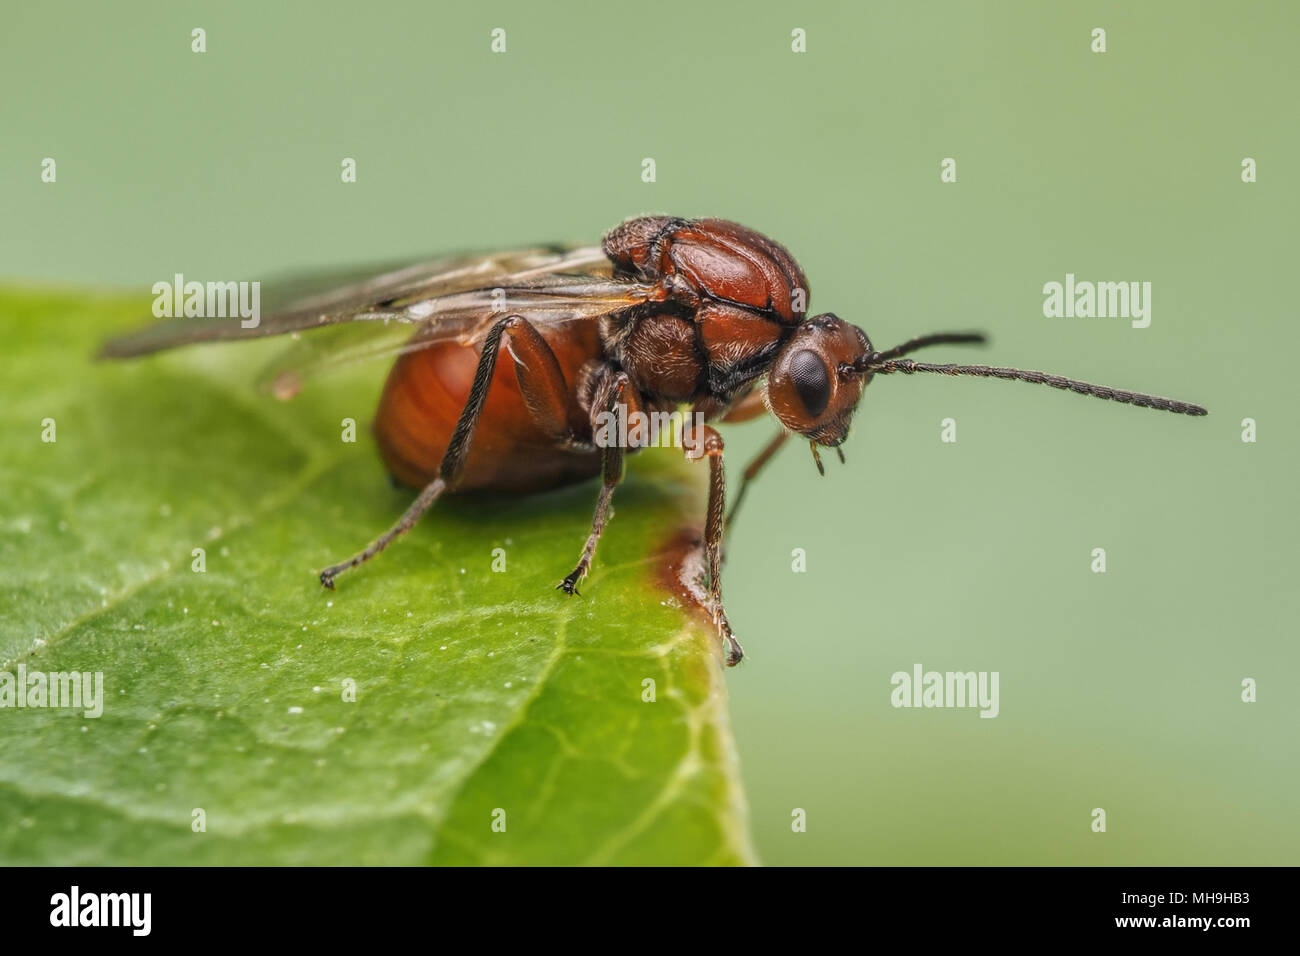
[725,429,790,528]
[696,388,790,538]
[685,421,744,667]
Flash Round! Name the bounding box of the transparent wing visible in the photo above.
[252,274,652,398]
[254,321,431,399]
[97,244,636,359]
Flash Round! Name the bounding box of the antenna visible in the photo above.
[865,356,1207,416]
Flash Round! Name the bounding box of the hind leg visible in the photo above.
[320,314,576,588]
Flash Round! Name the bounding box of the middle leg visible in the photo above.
[557,367,642,595]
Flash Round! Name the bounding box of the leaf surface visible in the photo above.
[0,288,754,866]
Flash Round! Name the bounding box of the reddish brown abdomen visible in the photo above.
[373,323,603,493]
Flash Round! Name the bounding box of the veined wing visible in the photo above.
[252,274,651,398]
[97,244,637,359]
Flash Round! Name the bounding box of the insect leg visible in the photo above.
[319,476,449,589]
[556,370,638,595]
[686,423,744,666]
[725,429,790,528]
[321,314,571,589]
[499,313,581,441]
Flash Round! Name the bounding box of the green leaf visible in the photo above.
[0,288,755,866]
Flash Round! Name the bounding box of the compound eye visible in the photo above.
[789,349,831,417]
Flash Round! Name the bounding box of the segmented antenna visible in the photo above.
[870,332,987,362]
[865,358,1207,416]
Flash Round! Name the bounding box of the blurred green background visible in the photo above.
[2,0,1296,864]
